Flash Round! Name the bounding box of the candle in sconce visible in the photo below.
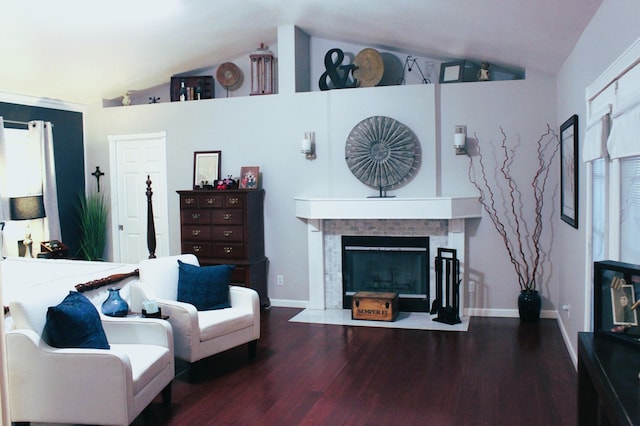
[301,138,311,153]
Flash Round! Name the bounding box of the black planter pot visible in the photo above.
[518,290,541,322]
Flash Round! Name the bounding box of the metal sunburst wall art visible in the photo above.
[345,116,421,197]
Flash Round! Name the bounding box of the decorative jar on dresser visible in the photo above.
[177,189,269,307]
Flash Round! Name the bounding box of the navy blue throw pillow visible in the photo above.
[177,260,234,311]
[43,291,110,350]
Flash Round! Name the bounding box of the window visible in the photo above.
[620,157,640,263]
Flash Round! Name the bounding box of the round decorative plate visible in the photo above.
[345,116,420,190]
[216,62,241,88]
[353,48,384,87]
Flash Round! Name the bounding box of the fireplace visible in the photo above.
[294,196,482,311]
[342,236,430,312]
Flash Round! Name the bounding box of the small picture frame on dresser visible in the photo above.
[193,151,221,189]
[239,166,259,189]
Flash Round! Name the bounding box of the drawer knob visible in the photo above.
[192,229,201,236]
[185,198,195,205]
[191,213,201,220]
[223,230,233,237]
[206,198,215,204]
[193,245,202,253]
[223,213,232,220]
[229,197,239,204]
[224,246,233,254]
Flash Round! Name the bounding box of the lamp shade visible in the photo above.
[9,195,46,220]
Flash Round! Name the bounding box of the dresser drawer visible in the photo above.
[199,194,224,208]
[212,225,244,242]
[181,242,213,257]
[230,265,250,285]
[224,194,244,208]
[181,209,211,224]
[180,194,223,208]
[211,242,245,259]
[182,225,212,241]
[211,209,243,225]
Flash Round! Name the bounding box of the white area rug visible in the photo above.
[289,309,469,332]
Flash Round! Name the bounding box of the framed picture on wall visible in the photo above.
[239,166,259,189]
[193,151,221,189]
[560,115,578,228]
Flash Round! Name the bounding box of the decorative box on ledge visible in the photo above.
[170,76,214,101]
[352,291,399,322]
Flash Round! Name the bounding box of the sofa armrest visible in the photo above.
[230,286,260,339]
[230,285,260,312]
[6,329,134,421]
[101,317,173,347]
[156,299,200,362]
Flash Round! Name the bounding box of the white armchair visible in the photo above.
[131,254,260,373]
[6,290,174,426]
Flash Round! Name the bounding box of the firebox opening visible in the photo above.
[342,236,430,312]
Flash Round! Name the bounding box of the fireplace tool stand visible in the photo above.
[431,247,461,325]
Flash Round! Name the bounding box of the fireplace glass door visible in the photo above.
[342,236,429,311]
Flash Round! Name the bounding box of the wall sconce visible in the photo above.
[301,131,316,160]
[454,125,467,155]
[10,195,46,258]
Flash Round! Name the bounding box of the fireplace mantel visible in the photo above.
[294,196,482,220]
[295,197,482,310]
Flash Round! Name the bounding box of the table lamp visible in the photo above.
[9,195,46,258]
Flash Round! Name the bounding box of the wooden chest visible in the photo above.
[352,291,399,322]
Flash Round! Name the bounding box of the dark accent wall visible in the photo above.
[0,102,85,256]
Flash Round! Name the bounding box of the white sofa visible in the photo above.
[6,286,174,426]
[131,254,260,371]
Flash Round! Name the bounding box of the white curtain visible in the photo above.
[0,117,7,224]
[607,102,640,160]
[582,113,610,162]
[29,121,61,241]
[0,117,11,425]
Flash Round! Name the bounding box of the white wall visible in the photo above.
[441,71,558,313]
[555,0,640,363]
[84,63,557,310]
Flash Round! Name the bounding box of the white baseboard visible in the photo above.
[269,299,309,309]
[556,315,578,368]
[466,308,558,319]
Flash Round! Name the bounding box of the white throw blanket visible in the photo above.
[2,256,139,329]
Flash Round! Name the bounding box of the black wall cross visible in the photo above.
[92,166,105,192]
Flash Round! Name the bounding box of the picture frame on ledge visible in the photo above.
[239,166,259,189]
[560,114,578,228]
[193,151,221,189]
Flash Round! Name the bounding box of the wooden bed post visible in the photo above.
[146,175,157,259]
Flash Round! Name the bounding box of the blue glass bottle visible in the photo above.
[101,288,129,317]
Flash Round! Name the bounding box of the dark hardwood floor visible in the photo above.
[139,308,577,426]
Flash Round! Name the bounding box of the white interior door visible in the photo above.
[109,132,169,263]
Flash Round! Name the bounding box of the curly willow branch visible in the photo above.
[467,126,559,291]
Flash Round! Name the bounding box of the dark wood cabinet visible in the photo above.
[178,189,269,307]
[578,332,640,425]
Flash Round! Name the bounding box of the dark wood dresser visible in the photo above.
[177,189,269,307]
[578,332,640,425]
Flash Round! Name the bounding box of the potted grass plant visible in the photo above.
[77,191,109,261]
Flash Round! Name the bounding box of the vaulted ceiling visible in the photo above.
[0,0,602,105]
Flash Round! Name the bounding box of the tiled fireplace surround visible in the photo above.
[323,219,447,309]
[295,197,482,311]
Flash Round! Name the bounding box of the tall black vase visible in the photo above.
[518,290,541,322]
